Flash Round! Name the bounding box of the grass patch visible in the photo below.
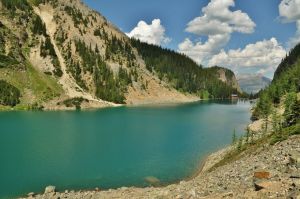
[209,122,300,172]
[0,62,63,106]
[208,134,272,172]
[270,124,300,145]
[25,61,63,101]
[0,104,12,111]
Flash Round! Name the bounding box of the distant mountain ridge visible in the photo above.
[237,74,271,94]
[0,0,241,110]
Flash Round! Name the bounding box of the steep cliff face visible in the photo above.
[212,66,242,93]
[0,0,240,110]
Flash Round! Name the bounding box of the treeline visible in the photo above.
[94,26,137,67]
[0,0,31,11]
[131,39,238,98]
[252,43,300,142]
[64,6,89,28]
[0,20,25,70]
[71,40,132,103]
[252,64,300,123]
[0,80,21,106]
[105,36,136,67]
[273,43,300,80]
[32,15,47,36]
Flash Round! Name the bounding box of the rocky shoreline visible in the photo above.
[20,131,300,199]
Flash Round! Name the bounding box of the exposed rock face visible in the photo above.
[20,135,300,199]
[215,67,242,93]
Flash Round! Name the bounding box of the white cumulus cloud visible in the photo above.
[279,0,300,47]
[178,34,230,64]
[186,0,255,36]
[178,0,255,65]
[208,38,286,77]
[126,19,170,46]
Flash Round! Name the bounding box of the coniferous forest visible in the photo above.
[131,39,239,99]
[252,43,300,140]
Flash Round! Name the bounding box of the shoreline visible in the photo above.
[0,98,202,112]
[2,97,248,112]
[18,144,233,199]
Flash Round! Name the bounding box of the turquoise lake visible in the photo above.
[0,100,251,198]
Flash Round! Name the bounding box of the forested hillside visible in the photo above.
[252,43,300,140]
[131,39,240,99]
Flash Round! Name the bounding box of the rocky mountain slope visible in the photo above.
[237,74,271,94]
[0,0,240,110]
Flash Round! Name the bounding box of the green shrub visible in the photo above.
[0,54,19,68]
[0,80,21,106]
[0,0,31,11]
[60,97,88,110]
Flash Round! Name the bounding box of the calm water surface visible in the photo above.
[0,100,251,198]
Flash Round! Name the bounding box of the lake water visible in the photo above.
[0,100,251,198]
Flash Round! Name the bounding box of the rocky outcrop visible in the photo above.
[290,151,300,169]
[21,135,300,199]
[214,67,242,93]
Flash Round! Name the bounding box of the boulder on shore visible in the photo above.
[44,186,56,194]
[144,176,160,186]
[289,151,300,168]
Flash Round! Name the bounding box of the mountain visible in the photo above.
[0,0,240,110]
[237,74,271,94]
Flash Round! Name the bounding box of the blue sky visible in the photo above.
[83,0,300,78]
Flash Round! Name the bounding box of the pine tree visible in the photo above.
[284,92,298,127]
[257,93,272,132]
[237,137,243,151]
[0,80,21,106]
[232,129,237,144]
[246,127,250,143]
[95,44,99,53]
